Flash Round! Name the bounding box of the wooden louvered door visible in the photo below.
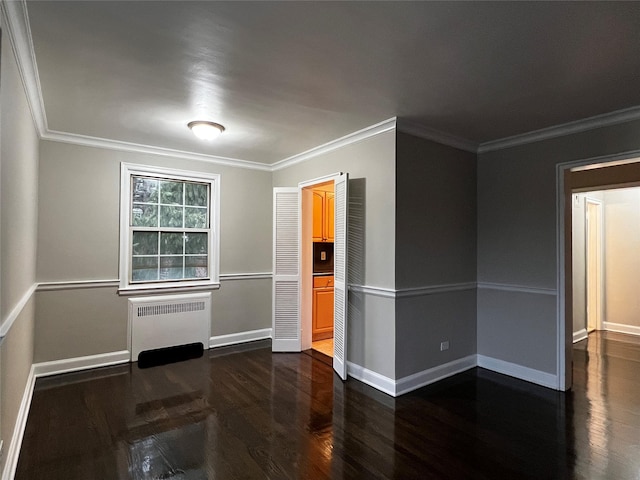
[272,188,301,352]
[332,173,348,380]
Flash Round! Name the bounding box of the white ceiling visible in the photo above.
[20,1,640,164]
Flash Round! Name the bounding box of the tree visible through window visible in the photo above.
[119,164,220,293]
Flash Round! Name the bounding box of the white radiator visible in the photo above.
[128,292,211,361]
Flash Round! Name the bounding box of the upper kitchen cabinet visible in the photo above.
[312,186,335,242]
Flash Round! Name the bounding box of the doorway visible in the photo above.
[561,156,640,390]
[585,198,602,333]
[272,173,349,380]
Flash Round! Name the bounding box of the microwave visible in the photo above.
[313,242,334,274]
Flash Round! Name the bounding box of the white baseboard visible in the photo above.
[33,350,131,378]
[603,322,640,336]
[477,354,557,389]
[2,366,35,480]
[209,328,272,349]
[395,355,478,396]
[346,362,396,396]
[573,328,588,343]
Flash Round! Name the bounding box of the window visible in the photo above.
[119,163,220,294]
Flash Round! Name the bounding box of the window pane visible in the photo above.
[185,207,207,228]
[185,233,208,254]
[132,177,158,203]
[185,183,208,207]
[132,257,158,281]
[131,203,158,227]
[160,181,184,205]
[186,256,208,278]
[160,256,184,280]
[132,232,158,255]
[160,205,183,228]
[160,232,184,255]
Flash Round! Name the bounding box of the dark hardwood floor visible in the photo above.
[15,331,640,479]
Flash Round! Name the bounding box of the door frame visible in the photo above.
[557,151,640,391]
[584,197,603,333]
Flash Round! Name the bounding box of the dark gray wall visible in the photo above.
[395,132,477,378]
[477,119,640,374]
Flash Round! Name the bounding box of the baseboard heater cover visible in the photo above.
[129,292,211,361]
[138,342,204,368]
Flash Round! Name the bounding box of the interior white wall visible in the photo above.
[0,20,39,474]
[602,187,640,331]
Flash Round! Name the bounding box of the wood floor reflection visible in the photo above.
[15,333,640,479]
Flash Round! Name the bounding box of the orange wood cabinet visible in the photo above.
[312,275,334,341]
[312,190,334,242]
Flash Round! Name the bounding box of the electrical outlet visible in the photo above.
[440,341,449,351]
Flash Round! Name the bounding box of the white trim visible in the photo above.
[396,118,478,153]
[118,163,221,294]
[43,130,271,171]
[348,284,396,298]
[603,322,640,337]
[1,0,47,136]
[479,106,640,154]
[219,272,272,281]
[271,118,397,171]
[347,362,397,397]
[477,282,557,296]
[37,279,120,291]
[349,282,478,299]
[396,282,476,298]
[0,283,37,338]
[573,328,588,344]
[118,283,221,296]
[395,355,477,396]
[209,328,272,349]
[33,350,131,378]
[584,197,604,332]
[2,366,36,480]
[477,354,558,390]
[36,274,270,292]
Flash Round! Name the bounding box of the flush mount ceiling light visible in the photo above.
[188,121,225,141]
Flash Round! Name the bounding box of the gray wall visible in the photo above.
[272,131,397,378]
[477,119,640,374]
[0,26,39,473]
[395,132,477,377]
[35,140,273,362]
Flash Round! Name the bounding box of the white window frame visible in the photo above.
[118,163,220,295]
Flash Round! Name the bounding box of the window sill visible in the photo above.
[117,282,221,297]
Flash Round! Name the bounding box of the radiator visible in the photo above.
[128,292,211,361]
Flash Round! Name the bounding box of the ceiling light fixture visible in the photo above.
[188,120,225,141]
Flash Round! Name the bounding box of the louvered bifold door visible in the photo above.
[272,188,301,352]
[333,173,349,380]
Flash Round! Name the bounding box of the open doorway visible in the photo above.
[304,180,335,359]
[562,157,640,390]
[272,172,349,380]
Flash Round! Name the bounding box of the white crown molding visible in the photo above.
[396,119,479,153]
[478,105,640,154]
[42,129,272,171]
[2,0,47,135]
[271,117,397,171]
